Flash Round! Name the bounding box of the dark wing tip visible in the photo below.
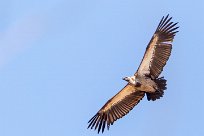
[87,114,97,129]
[157,14,171,30]
[155,15,179,43]
[157,15,179,33]
[87,112,109,134]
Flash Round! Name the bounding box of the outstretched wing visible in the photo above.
[136,15,179,79]
[87,84,145,133]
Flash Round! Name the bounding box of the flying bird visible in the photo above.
[87,15,179,133]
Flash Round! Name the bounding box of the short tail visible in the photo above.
[146,77,167,101]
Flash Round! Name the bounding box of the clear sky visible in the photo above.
[0,0,204,136]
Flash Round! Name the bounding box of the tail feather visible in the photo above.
[146,77,167,101]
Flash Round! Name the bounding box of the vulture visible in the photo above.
[87,15,179,133]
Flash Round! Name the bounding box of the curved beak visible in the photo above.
[122,77,125,80]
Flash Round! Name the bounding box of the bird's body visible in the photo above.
[124,75,158,93]
[88,15,179,133]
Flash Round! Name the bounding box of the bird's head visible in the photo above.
[122,76,130,82]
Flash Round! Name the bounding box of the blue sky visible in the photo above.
[0,0,204,136]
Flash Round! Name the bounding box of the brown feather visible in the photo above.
[136,15,179,79]
[87,84,145,133]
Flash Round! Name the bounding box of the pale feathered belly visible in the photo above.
[131,76,157,93]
